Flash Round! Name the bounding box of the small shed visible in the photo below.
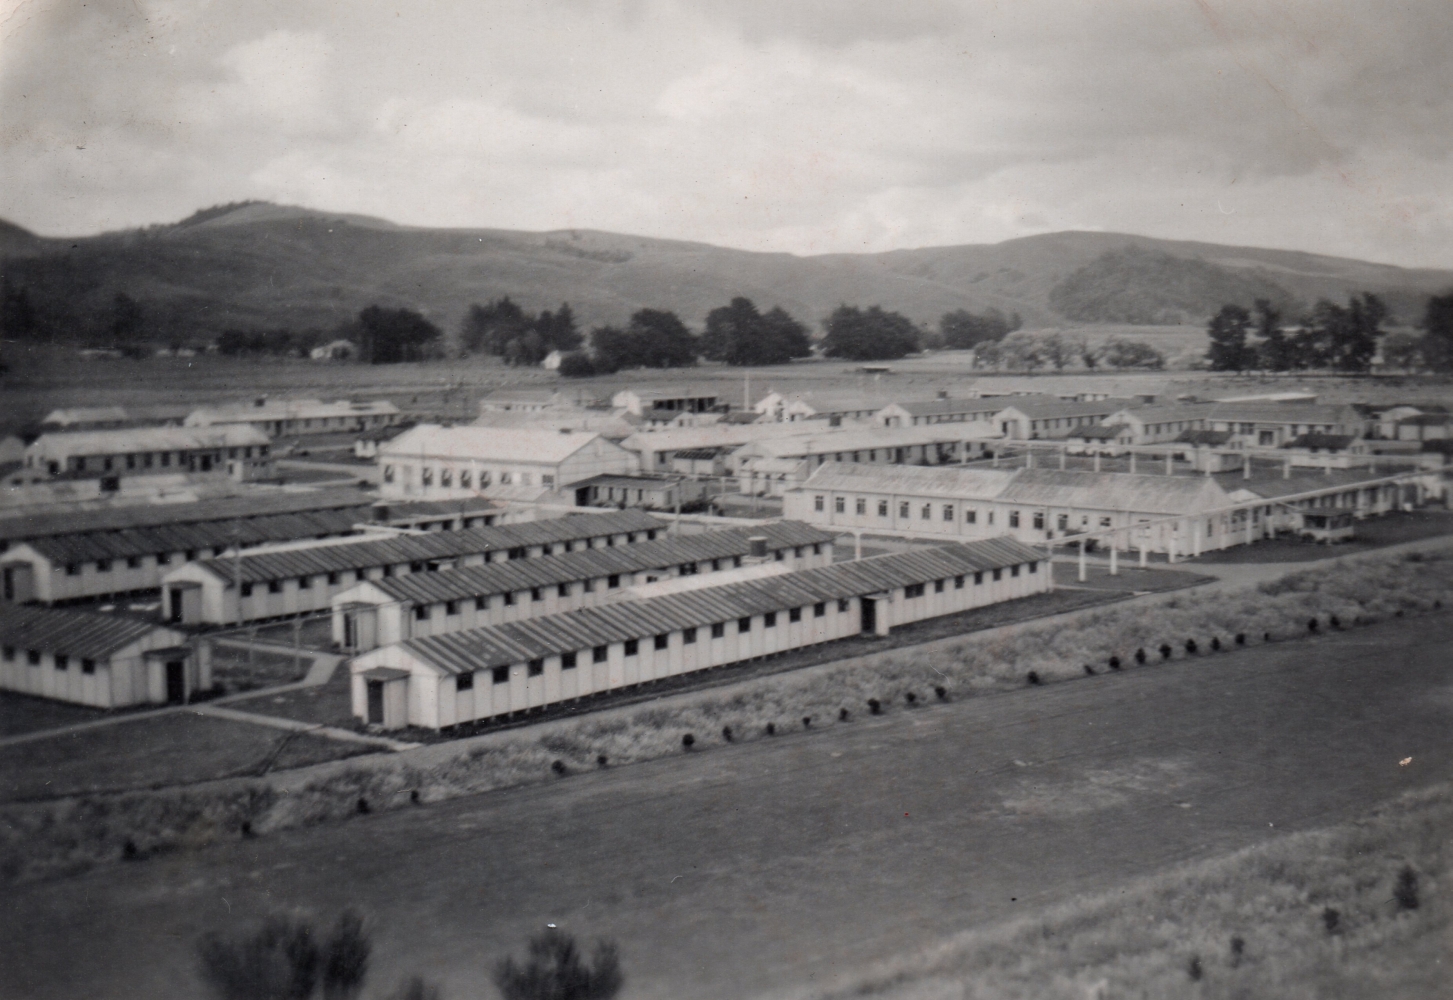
[0,604,209,707]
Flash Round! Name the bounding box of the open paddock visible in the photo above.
[0,711,373,803]
[0,691,109,738]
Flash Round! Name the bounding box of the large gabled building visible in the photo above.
[378,425,637,499]
[24,425,274,481]
[185,398,400,436]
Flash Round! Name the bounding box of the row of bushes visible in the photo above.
[4,551,1452,885]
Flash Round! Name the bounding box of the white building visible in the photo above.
[186,398,400,436]
[378,425,637,499]
[331,522,836,651]
[1095,403,1215,446]
[0,604,209,707]
[875,394,1014,428]
[732,424,1001,480]
[24,425,274,482]
[754,391,889,423]
[349,538,1048,730]
[992,398,1132,440]
[611,388,723,418]
[1204,403,1362,449]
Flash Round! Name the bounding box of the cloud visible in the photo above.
[1,0,1451,267]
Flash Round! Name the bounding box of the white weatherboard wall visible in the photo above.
[350,548,1049,729]
[0,630,209,708]
[331,545,832,650]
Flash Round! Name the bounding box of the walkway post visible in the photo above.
[1059,449,1066,470]
[1109,536,1118,576]
[293,616,304,677]
[1094,452,1102,473]
[1129,451,1137,474]
[1139,540,1148,568]
[1078,538,1087,582]
[854,531,862,561]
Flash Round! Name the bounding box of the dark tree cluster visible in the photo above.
[1418,291,1453,372]
[348,305,444,364]
[937,307,1021,349]
[459,297,581,365]
[1206,294,1389,373]
[820,304,921,361]
[587,308,698,373]
[217,327,329,358]
[699,296,812,366]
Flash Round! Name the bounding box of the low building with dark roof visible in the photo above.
[331,521,837,651]
[570,473,705,510]
[349,537,1047,729]
[0,604,208,707]
[161,508,666,625]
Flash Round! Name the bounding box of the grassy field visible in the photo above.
[0,712,369,803]
[209,644,315,690]
[0,691,109,738]
[5,341,1452,436]
[806,782,1451,1000]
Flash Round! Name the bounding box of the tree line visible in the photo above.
[1205,291,1453,373]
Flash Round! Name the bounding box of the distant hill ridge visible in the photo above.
[1,202,1449,341]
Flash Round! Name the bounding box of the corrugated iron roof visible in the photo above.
[0,488,370,544]
[0,604,174,659]
[362,522,838,604]
[994,398,1131,420]
[1206,402,1358,425]
[398,538,1044,674]
[380,425,612,463]
[29,424,270,457]
[998,469,1229,514]
[801,462,1019,499]
[18,509,369,565]
[894,397,1017,417]
[1219,468,1406,500]
[197,509,665,584]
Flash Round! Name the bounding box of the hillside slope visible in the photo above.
[1,204,1449,341]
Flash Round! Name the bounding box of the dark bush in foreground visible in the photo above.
[681,733,695,750]
[551,760,567,777]
[839,707,851,721]
[1235,633,1246,646]
[1330,614,1341,628]
[494,928,623,1000]
[1308,617,1319,632]
[765,722,776,736]
[322,911,370,1000]
[722,725,734,742]
[596,754,608,768]
[1186,955,1203,982]
[198,915,319,1000]
[1135,648,1146,665]
[1083,664,1095,676]
[904,691,917,705]
[1394,865,1420,910]
[1184,639,1198,655]
[1159,644,1172,660]
[1108,655,1121,670]
[1322,906,1341,934]
[1210,637,1221,652]
[1229,936,1245,968]
[801,716,812,729]
[1027,671,1041,686]
[868,698,882,715]
[934,685,948,700]
[356,798,369,815]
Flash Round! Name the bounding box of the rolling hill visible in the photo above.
[2,202,1450,342]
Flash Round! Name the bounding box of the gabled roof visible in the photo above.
[28,424,270,456]
[358,522,837,605]
[0,604,174,660]
[890,397,1013,418]
[1397,413,1453,427]
[0,488,372,546]
[191,509,664,585]
[380,425,613,464]
[1069,424,1129,440]
[187,398,398,424]
[1206,403,1357,425]
[393,539,1045,674]
[994,398,1131,420]
[41,407,130,427]
[1217,467,1407,500]
[1176,429,1234,445]
[801,462,1019,499]
[997,469,1229,515]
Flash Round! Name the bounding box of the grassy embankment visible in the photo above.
[2,550,1451,885]
[792,782,1451,1000]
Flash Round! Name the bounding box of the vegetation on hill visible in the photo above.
[1421,291,1453,372]
[937,307,1021,349]
[588,308,698,373]
[699,296,812,366]
[459,297,582,365]
[1049,246,1295,325]
[1206,294,1388,372]
[820,304,921,361]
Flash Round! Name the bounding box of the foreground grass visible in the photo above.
[793,782,1451,1000]
[3,549,1452,885]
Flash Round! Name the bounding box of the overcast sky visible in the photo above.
[2,0,1451,267]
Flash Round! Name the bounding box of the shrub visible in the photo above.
[905,691,918,705]
[801,717,812,729]
[1135,648,1146,665]
[839,708,851,721]
[1185,639,1198,654]
[1083,664,1096,676]
[1210,637,1221,652]
[410,790,420,805]
[1308,617,1319,632]
[1108,656,1121,670]
[722,725,734,742]
[322,911,370,1000]
[556,352,598,378]
[198,915,320,1000]
[1027,671,1041,686]
[1330,614,1341,628]
[868,698,882,715]
[765,723,776,736]
[596,754,608,768]
[1187,955,1203,982]
[1265,631,1273,640]
[494,928,623,1000]
[1229,935,1245,968]
[356,798,369,815]
[1394,865,1419,910]
[1160,644,1172,660]
[1236,633,1246,646]
[681,733,695,750]
[934,685,948,700]
[1322,906,1341,934]
[551,760,567,777]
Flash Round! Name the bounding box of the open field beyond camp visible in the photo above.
[3,610,1452,1000]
